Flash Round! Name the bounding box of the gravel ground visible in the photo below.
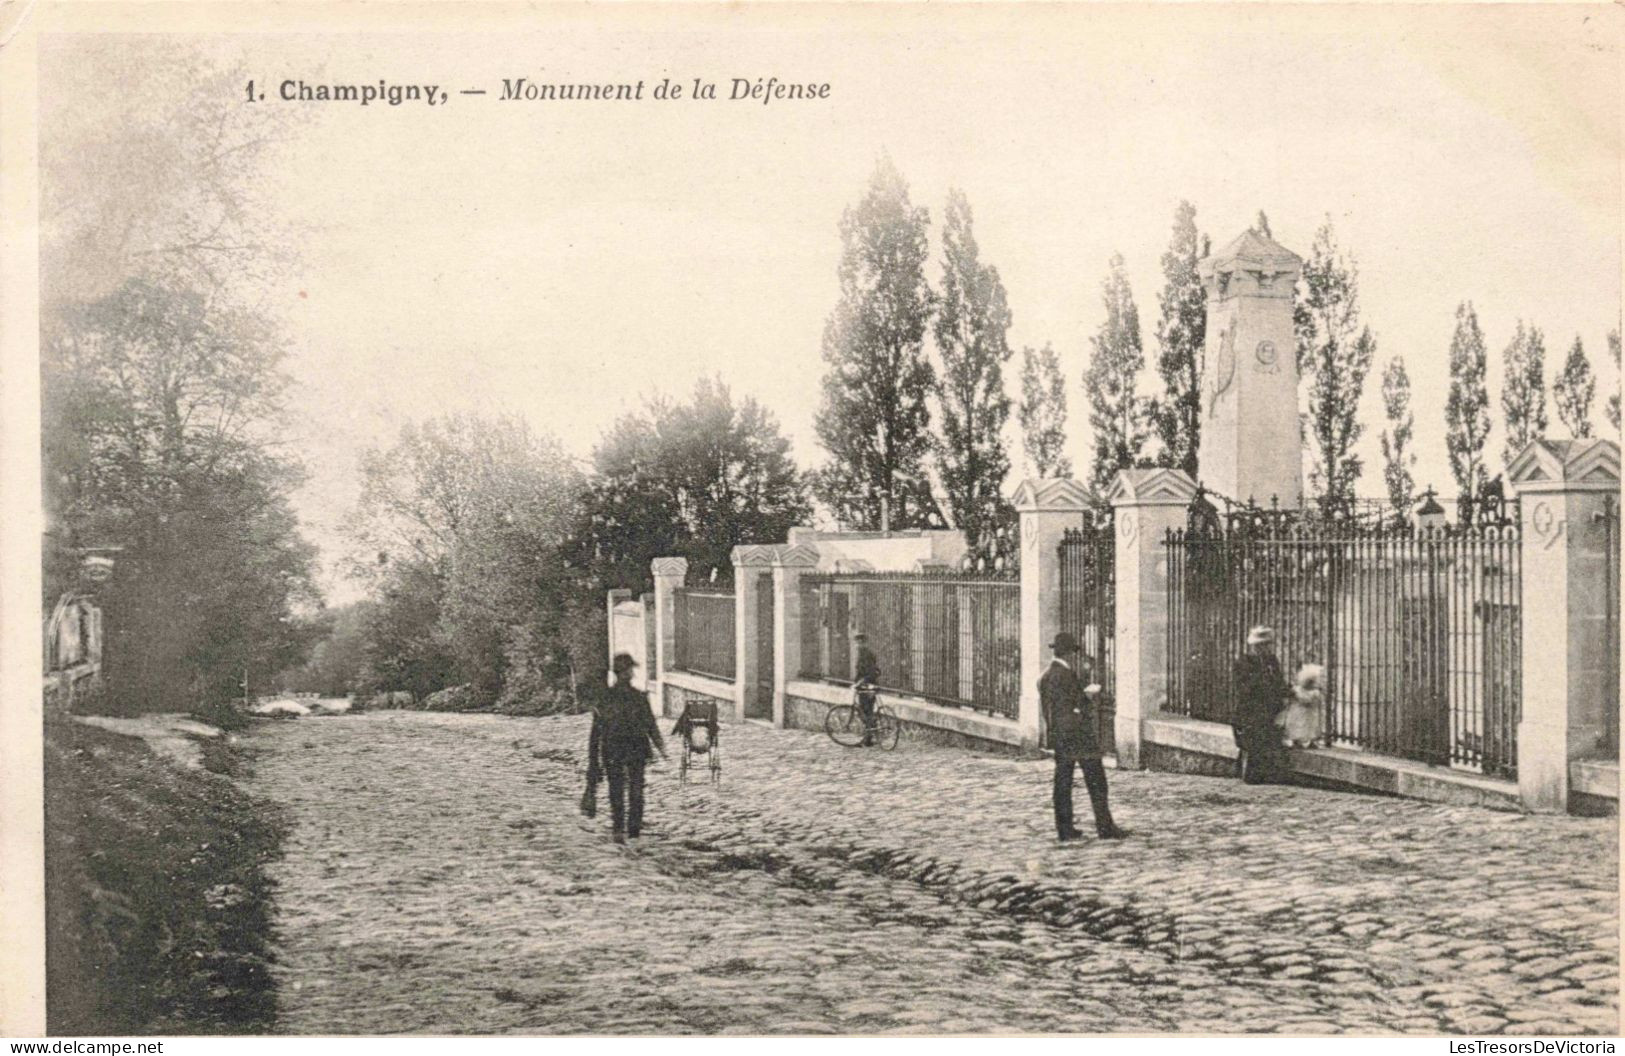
[249,710,1619,1035]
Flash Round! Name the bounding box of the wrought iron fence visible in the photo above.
[673,587,736,682]
[1167,502,1523,778]
[1059,514,1116,750]
[798,570,1021,718]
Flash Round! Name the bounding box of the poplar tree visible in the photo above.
[932,189,1014,551]
[1445,301,1492,495]
[1379,356,1417,512]
[1083,253,1151,493]
[1018,343,1072,479]
[1297,219,1372,507]
[1552,336,1596,440]
[1150,201,1206,477]
[813,157,940,529]
[1500,320,1549,467]
[1606,329,1620,434]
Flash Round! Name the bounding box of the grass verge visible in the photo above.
[44,719,287,1034]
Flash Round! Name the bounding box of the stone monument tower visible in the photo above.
[1196,229,1304,506]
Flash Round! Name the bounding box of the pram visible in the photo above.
[671,699,721,785]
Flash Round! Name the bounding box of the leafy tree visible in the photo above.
[1445,301,1493,494]
[1297,220,1373,507]
[43,275,319,710]
[1379,356,1417,512]
[649,377,812,577]
[1552,336,1596,440]
[813,157,941,529]
[360,560,454,705]
[1083,253,1152,493]
[1018,343,1072,479]
[349,413,587,709]
[278,602,372,696]
[931,190,1014,551]
[576,378,811,590]
[41,40,301,309]
[40,42,319,713]
[1500,320,1550,467]
[1609,329,1622,434]
[570,411,678,594]
[1150,201,1207,476]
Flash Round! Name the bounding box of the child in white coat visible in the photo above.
[1277,663,1326,748]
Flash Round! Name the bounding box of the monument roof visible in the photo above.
[1203,229,1302,272]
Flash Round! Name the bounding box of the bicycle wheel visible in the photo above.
[825,704,867,747]
[873,706,902,750]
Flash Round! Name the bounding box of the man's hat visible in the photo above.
[1246,625,1275,645]
[611,652,639,672]
[1051,631,1080,654]
[853,631,867,641]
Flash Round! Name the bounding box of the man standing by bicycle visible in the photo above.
[854,631,880,747]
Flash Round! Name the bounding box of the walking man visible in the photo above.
[1040,632,1128,841]
[1233,625,1291,784]
[853,631,880,747]
[586,652,668,843]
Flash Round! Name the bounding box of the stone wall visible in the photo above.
[1142,740,1241,778]
[662,680,732,720]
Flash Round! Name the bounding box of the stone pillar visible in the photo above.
[732,545,779,722]
[1107,468,1200,769]
[771,544,820,728]
[605,588,633,690]
[650,556,688,714]
[1508,438,1621,812]
[640,593,657,684]
[917,557,951,695]
[1014,479,1095,748]
[1197,228,1304,506]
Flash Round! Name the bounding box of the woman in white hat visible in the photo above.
[1232,625,1292,784]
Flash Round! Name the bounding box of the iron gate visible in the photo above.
[1058,510,1116,752]
[1166,491,1523,778]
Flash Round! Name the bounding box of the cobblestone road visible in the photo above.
[250,711,1618,1035]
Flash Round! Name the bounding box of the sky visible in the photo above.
[41,6,1624,600]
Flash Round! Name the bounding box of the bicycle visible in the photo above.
[825,685,900,750]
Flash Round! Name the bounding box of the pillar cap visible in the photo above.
[1508,438,1620,494]
[651,556,689,577]
[1106,468,1199,506]
[1011,478,1095,513]
[731,544,780,567]
[774,543,820,568]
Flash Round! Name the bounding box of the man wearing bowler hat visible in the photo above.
[1040,631,1128,841]
[586,652,668,843]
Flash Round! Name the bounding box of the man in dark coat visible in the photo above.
[586,653,668,843]
[853,631,881,746]
[1232,625,1291,784]
[1040,632,1128,841]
